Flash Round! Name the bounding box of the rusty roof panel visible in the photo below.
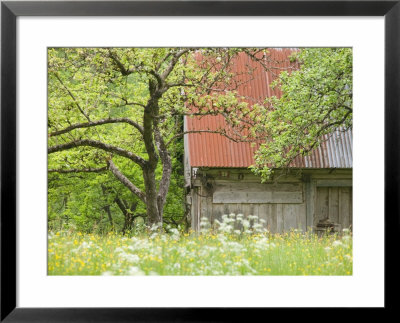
[186,49,352,169]
[292,128,353,169]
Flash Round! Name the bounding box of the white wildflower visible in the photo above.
[150,223,161,232]
[255,237,270,250]
[150,233,159,240]
[101,271,113,276]
[225,241,243,253]
[148,271,159,276]
[200,217,210,226]
[252,223,264,233]
[332,240,343,247]
[120,253,140,263]
[128,266,145,275]
[342,235,351,242]
[77,241,92,250]
[170,228,180,240]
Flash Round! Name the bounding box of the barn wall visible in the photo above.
[189,168,352,233]
[210,182,306,233]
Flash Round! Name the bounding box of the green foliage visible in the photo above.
[48,48,251,232]
[250,48,352,180]
[48,48,187,232]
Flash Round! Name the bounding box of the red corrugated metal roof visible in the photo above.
[185,49,352,169]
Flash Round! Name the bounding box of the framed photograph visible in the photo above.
[1,0,398,321]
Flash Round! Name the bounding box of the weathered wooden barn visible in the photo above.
[183,49,352,233]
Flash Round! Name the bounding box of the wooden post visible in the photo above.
[191,188,199,231]
[304,175,315,231]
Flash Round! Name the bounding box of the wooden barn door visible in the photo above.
[315,186,352,231]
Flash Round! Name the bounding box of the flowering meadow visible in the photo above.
[48,214,352,276]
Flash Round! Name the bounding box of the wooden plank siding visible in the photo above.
[316,179,352,187]
[213,182,303,204]
[190,168,352,233]
[314,186,353,230]
[208,202,305,233]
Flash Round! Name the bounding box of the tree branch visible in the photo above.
[149,70,163,89]
[48,139,147,168]
[107,159,146,203]
[166,129,256,147]
[155,52,172,71]
[109,49,164,89]
[108,50,131,76]
[52,72,91,122]
[161,49,190,83]
[49,118,144,137]
[48,166,108,173]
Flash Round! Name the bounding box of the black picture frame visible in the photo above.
[1,0,398,321]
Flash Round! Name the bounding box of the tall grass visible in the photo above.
[48,214,352,276]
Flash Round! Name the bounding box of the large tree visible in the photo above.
[48,48,258,227]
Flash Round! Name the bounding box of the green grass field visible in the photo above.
[48,216,352,276]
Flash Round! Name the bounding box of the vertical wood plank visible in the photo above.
[227,203,238,216]
[311,180,317,230]
[258,204,268,229]
[242,204,251,218]
[271,204,277,233]
[315,187,329,225]
[191,189,197,231]
[235,203,242,216]
[329,187,339,223]
[304,176,315,231]
[206,195,213,224]
[339,187,351,229]
[350,188,353,229]
[266,204,273,232]
[283,204,297,232]
[212,204,224,224]
[297,203,307,232]
[338,188,342,231]
[197,188,202,231]
[236,203,244,216]
[200,186,208,230]
[276,204,284,233]
[249,204,256,217]
[223,204,230,216]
